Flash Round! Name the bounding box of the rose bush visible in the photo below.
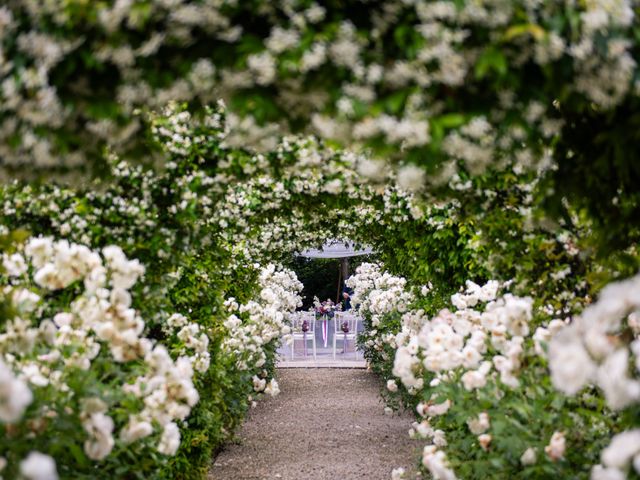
[348,258,638,479]
[0,237,199,478]
[0,105,312,478]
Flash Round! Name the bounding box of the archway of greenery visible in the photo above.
[1,3,640,478]
[2,101,638,480]
[0,104,419,479]
[2,0,639,252]
[229,144,639,479]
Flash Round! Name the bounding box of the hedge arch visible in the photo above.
[0,104,427,478]
[3,100,636,479]
[2,0,640,250]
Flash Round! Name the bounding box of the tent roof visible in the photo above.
[297,240,373,259]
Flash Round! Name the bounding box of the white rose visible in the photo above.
[461,369,487,391]
[467,412,490,435]
[520,447,537,466]
[264,379,280,397]
[20,452,58,480]
[591,465,626,480]
[0,360,33,422]
[478,433,492,451]
[121,419,154,444]
[396,164,426,192]
[157,422,181,456]
[3,253,28,276]
[433,429,448,447]
[601,430,640,469]
[549,334,596,395]
[545,431,566,461]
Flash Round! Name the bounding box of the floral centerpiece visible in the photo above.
[313,297,337,318]
[313,297,339,348]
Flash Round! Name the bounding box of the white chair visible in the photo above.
[291,311,316,360]
[333,312,358,359]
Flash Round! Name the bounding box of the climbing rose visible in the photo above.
[0,359,33,422]
[20,452,58,480]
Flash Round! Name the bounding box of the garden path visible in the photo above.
[209,369,419,480]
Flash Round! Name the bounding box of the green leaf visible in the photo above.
[68,443,90,467]
[435,114,467,129]
[475,48,508,80]
[503,24,546,42]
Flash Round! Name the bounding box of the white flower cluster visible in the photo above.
[442,117,495,176]
[0,237,199,470]
[549,272,640,407]
[346,263,415,362]
[164,313,211,373]
[121,346,199,456]
[592,430,640,480]
[18,451,58,480]
[210,134,415,266]
[347,263,414,326]
[80,398,115,461]
[353,115,431,149]
[348,263,547,478]
[2,0,634,186]
[572,0,635,108]
[222,264,302,374]
[252,376,281,397]
[422,445,457,480]
[393,280,532,392]
[549,273,640,479]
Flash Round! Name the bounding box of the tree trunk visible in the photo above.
[336,258,350,303]
[341,257,349,282]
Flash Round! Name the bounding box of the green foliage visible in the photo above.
[285,256,376,309]
[2,0,638,257]
[0,105,287,479]
[286,258,341,309]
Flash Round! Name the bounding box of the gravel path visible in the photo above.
[209,369,420,480]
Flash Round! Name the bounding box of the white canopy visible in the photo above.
[297,240,373,259]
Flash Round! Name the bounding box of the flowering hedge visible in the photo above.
[348,259,640,480]
[0,106,313,478]
[0,232,302,478]
[1,238,199,478]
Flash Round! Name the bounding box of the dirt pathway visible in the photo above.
[209,369,419,480]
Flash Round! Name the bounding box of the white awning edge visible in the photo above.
[297,240,373,259]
